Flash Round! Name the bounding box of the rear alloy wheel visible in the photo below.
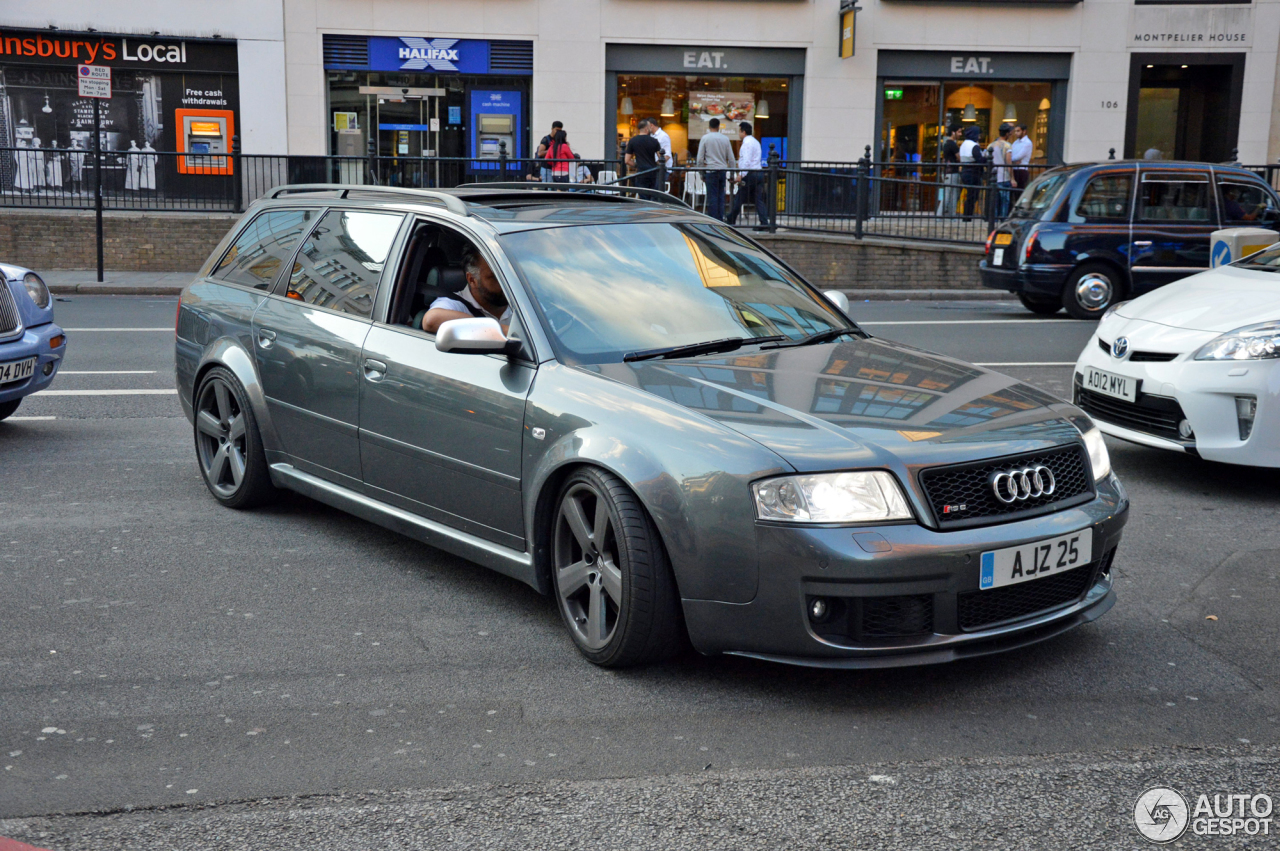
[194,367,276,509]
[1017,293,1062,315]
[552,467,683,667]
[0,398,21,421]
[1062,263,1122,320]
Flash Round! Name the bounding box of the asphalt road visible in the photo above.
[1,296,1277,849]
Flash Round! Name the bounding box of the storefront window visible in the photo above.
[614,75,790,166]
[880,81,1052,164]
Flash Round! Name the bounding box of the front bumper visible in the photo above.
[1074,330,1280,467]
[0,322,65,403]
[682,477,1127,667]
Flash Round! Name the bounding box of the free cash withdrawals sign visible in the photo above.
[77,63,111,98]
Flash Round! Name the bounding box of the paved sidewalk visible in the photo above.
[42,271,195,296]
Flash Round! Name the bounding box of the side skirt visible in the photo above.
[268,463,539,591]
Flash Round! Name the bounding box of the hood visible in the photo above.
[0,262,33,281]
[965,126,982,142]
[1115,266,1280,333]
[587,336,1085,472]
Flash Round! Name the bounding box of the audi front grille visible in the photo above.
[918,444,1094,530]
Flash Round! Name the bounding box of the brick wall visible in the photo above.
[756,233,984,291]
[0,209,241,272]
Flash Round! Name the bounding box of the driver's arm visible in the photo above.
[422,307,472,334]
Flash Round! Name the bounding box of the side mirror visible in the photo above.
[435,317,517,355]
[824,290,850,314]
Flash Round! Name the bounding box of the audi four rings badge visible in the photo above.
[989,466,1057,504]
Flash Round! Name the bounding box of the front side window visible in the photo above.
[1218,178,1280,227]
[501,222,851,364]
[1074,173,1133,221]
[1138,175,1213,222]
[211,209,317,290]
[286,210,404,318]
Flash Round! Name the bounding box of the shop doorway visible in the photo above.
[1126,55,1243,163]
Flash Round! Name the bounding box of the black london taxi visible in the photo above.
[978,161,1280,318]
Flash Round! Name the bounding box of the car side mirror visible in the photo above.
[435,317,518,355]
[824,290,850,314]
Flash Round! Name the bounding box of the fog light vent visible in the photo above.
[1235,396,1257,441]
[1177,419,1194,440]
[808,597,830,623]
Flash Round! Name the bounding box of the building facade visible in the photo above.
[4,0,1280,166]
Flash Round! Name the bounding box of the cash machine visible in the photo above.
[469,90,521,172]
[175,108,235,174]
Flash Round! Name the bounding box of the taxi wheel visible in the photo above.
[1063,263,1123,320]
[1017,293,1062,315]
[0,398,21,421]
[551,467,684,667]
[194,367,277,509]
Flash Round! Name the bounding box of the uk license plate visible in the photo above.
[980,530,1093,591]
[1082,366,1138,403]
[0,356,35,385]
[995,233,1013,245]
[992,248,1005,266]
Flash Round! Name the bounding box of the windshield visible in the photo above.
[1235,241,1280,271]
[1013,171,1068,216]
[501,222,854,364]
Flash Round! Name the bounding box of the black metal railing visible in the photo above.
[6,143,1280,247]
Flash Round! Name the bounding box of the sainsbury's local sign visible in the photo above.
[0,27,238,72]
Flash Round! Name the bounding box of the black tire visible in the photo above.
[193,366,277,509]
[1017,293,1062,315]
[1062,262,1124,320]
[551,466,684,667]
[0,398,21,421]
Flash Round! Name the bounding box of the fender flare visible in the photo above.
[193,337,283,456]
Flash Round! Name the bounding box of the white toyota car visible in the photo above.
[1073,243,1280,467]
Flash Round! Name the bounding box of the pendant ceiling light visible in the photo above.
[1002,103,1017,122]
[42,94,53,114]
[1038,98,1051,111]
[621,96,634,115]
[660,96,675,117]
[755,99,770,119]
[962,103,977,122]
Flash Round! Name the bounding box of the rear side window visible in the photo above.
[211,209,318,290]
[1138,174,1213,222]
[1075,173,1133,221]
[1013,172,1067,215]
[1218,178,1280,227]
[285,210,404,319]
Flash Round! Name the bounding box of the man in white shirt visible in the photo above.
[1010,123,1033,190]
[420,246,512,333]
[649,120,674,170]
[727,122,770,228]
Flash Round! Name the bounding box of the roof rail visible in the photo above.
[267,184,470,217]
[456,181,691,210]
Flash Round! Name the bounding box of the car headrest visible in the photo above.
[426,266,466,293]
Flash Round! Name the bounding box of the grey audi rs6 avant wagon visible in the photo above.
[175,183,1128,668]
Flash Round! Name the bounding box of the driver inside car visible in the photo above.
[418,246,512,334]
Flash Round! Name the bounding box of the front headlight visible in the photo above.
[751,471,913,524]
[21,272,50,310]
[1194,321,1280,361]
[1081,426,1111,481]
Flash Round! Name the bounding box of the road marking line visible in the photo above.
[861,319,1085,326]
[36,389,177,396]
[60,370,159,375]
[7,415,57,420]
[975,362,1075,367]
[61,327,172,332]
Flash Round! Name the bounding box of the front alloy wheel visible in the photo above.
[552,467,683,667]
[194,367,276,508]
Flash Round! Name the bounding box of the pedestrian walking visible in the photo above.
[727,122,771,229]
[959,126,985,218]
[624,119,663,191]
[1010,123,1032,190]
[937,125,961,217]
[535,121,562,183]
[544,130,575,183]
[988,123,1014,218]
[695,117,736,221]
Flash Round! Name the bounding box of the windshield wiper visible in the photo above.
[762,328,861,349]
[623,335,787,362]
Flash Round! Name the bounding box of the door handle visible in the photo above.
[363,359,388,382]
[256,328,277,349]
[1132,240,1153,246]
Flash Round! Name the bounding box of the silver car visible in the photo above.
[175,184,1128,668]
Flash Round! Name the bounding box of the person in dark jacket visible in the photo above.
[959,126,986,218]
